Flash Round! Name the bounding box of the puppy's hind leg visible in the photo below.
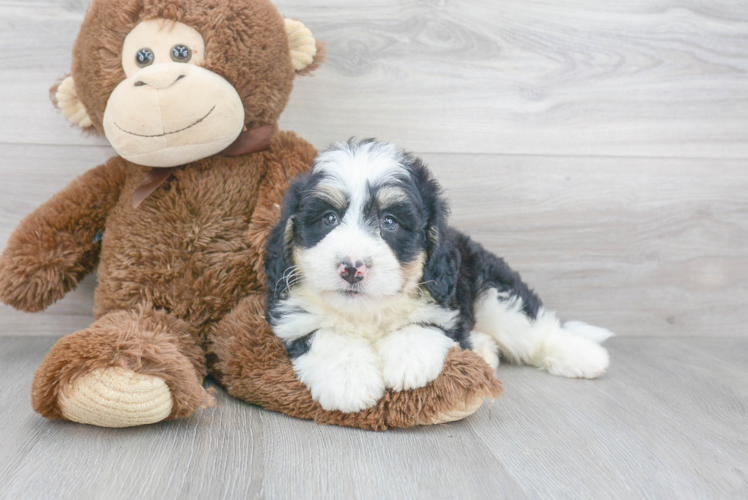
[473,288,612,379]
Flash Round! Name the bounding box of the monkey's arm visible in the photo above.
[0,158,127,312]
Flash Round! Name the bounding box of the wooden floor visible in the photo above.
[0,336,746,499]
[1,0,747,499]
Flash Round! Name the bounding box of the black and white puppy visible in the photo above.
[265,140,612,413]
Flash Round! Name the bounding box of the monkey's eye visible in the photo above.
[135,48,154,67]
[323,213,339,227]
[382,215,398,230]
[171,45,192,63]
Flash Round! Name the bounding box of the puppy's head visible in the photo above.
[265,139,459,312]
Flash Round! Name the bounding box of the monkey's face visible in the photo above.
[55,0,322,169]
[103,19,245,167]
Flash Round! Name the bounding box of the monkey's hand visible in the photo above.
[0,159,126,312]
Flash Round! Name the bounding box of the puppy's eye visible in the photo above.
[323,213,339,227]
[135,48,155,67]
[382,216,398,230]
[171,45,192,63]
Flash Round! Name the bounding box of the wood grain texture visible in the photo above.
[283,0,748,158]
[1,1,747,157]
[0,336,746,499]
[1,145,745,337]
[423,153,748,337]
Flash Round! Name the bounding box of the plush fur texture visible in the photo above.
[0,0,500,428]
[264,140,612,413]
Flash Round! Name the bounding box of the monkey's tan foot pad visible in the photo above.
[59,367,173,427]
[431,396,487,425]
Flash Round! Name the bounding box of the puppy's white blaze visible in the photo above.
[315,141,408,223]
[293,329,385,412]
[378,325,457,391]
[314,141,408,187]
[473,288,610,379]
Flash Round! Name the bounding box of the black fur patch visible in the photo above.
[369,182,425,264]
[295,178,349,249]
[285,331,316,359]
[264,177,305,305]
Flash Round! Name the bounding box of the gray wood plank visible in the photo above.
[468,336,748,500]
[1,145,746,337]
[0,1,111,148]
[0,336,745,499]
[1,0,747,157]
[0,276,95,337]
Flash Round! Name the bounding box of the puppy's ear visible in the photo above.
[264,176,306,303]
[422,225,460,305]
[410,156,460,305]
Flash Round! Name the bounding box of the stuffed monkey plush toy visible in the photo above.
[0,0,501,430]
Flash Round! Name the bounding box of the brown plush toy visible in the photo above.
[0,0,501,430]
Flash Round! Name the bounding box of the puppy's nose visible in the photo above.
[339,260,367,285]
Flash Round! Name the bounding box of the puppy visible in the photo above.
[265,140,613,413]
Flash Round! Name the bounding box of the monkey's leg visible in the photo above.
[32,305,210,427]
[207,293,503,431]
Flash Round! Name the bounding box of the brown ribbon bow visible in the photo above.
[131,124,273,208]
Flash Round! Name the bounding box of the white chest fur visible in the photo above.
[272,285,461,412]
[271,285,458,344]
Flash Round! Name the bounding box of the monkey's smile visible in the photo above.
[114,105,216,138]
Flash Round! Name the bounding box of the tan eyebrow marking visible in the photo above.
[376,186,409,208]
[315,183,348,210]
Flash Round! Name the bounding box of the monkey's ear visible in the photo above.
[284,19,326,75]
[51,76,94,129]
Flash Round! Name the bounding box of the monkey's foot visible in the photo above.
[58,367,173,427]
[32,306,210,427]
[431,396,487,424]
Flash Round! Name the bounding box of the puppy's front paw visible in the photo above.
[540,334,610,379]
[315,367,385,413]
[292,331,385,413]
[379,325,456,391]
